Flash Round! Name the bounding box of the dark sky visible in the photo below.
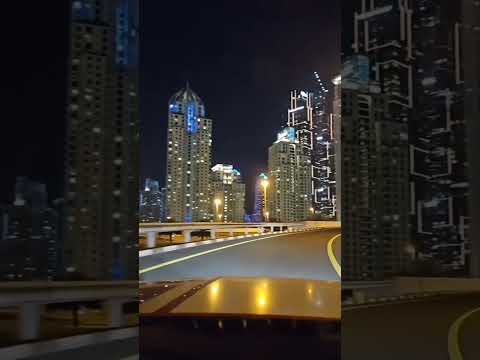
[141,0,340,212]
[0,2,69,204]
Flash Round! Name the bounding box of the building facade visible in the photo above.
[342,0,479,279]
[0,178,59,281]
[312,74,337,219]
[64,0,139,280]
[332,75,342,221]
[268,128,312,222]
[211,164,245,223]
[139,178,164,223]
[165,84,212,222]
[253,172,269,222]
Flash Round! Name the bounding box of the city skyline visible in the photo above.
[140,0,340,212]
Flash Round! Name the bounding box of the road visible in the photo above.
[1,327,138,360]
[342,293,480,360]
[139,229,341,282]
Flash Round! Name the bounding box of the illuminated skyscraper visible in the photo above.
[268,128,311,222]
[312,74,336,219]
[139,178,163,223]
[332,75,342,221]
[165,84,212,222]
[64,0,139,280]
[253,173,268,222]
[289,86,335,219]
[211,164,245,222]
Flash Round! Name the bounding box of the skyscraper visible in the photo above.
[289,86,336,220]
[268,128,312,222]
[165,84,212,222]
[64,0,139,280]
[342,0,478,279]
[211,164,245,223]
[312,74,336,219]
[462,0,480,277]
[410,1,468,274]
[253,173,269,222]
[0,178,59,281]
[342,0,412,281]
[332,75,342,221]
[139,178,163,223]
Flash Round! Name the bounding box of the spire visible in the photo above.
[185,80,190,91]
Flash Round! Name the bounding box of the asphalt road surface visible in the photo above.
[342,293,480,360]
[139,229,341,282]
[22,338,138,360]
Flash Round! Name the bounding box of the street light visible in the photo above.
[214,198,222,222]
[261,179,269,222]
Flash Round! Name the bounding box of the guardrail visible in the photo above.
[0,281,137,341]
[342,277,480,306]
[139,222,306,248]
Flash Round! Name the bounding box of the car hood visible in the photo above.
[140,277,340,321]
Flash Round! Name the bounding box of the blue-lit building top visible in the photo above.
[169,83,206,134]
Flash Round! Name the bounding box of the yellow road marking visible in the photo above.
[327,234,341,278]
[140,232,297,274]
[448,306,480,360]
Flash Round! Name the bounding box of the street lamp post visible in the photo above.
[261,180,269,222]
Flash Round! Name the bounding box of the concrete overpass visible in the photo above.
[139,221,340,248]
[0,281,137,342]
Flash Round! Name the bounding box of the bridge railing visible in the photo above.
[138,222,309,248]
[0,281,137,342]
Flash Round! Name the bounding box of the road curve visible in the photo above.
[139,229,341,282]
[342,293,480,360]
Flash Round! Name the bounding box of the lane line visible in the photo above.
[448,306,480,360]
[327,233,341,278]
[140,232,300,275]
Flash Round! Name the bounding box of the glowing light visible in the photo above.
[210,282,219,297]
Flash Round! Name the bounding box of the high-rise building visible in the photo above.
[312,74,336,219]
[462,0,480,277]
[64,0,139,280]
[0,178,59,281]
[409,1,469,274]
[342,0,413,281]
[211,164,245,222]
[139,178,163,223]
[268,128,312,222]
[289,86,336,220]
[165,84,212,222]
[332,75,342,221]
[253,172,269,222]
[342,0,479,279]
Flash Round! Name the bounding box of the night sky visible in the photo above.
[141,0,340,212]
[0,2,69,204]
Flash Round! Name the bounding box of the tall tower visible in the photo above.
[312,73,336,219]
[332,75,342,221]
[64,0,139,280]
[139,178,162,223]
[342,0,412,281]
[253,173,268,222]
[268,128,311,222]
[165,84,212,222]
[211,164,245,223]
